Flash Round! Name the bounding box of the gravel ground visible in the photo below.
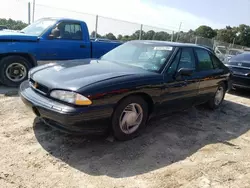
[1,86,250,188]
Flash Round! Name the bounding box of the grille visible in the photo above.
[229,61,250,68]
[29,78,49,95]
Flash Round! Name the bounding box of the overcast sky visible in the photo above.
[2,0,250,35]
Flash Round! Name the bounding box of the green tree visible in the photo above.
[236,24,250,46]
[90,31,102,38]
[144,30,156,40]
[0,18,28,30]
[117,34,123,40]
[154,31,171,41]
[177,30,195,43]
[121,35,132,41]
[130,30,145,40]
[195,25,217,39]
[104,33,117,40]
[216,26,237,44]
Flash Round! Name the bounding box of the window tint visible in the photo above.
[195,49,214,71]
[177,48,196,70]
[55,22,82,40]
[211,54,223,69]
[167,50,181,75]
[230,53,250,61]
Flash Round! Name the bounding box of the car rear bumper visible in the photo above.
[231,75,250,89]
[19,80,113,134]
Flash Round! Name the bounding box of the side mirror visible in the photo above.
[175,68,194,78]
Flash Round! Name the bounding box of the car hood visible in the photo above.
[30,59,158,91]
[0,31,38,42]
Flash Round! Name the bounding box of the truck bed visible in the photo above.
[90,38,123,58]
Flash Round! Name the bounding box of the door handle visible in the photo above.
[80,45,86,48]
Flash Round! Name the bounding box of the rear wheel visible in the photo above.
[207,83,226,110]
[0,56,31,87]
[112,96,149,141]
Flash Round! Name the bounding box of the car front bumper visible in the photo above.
[231,75,250,89]
[19,80,113,134]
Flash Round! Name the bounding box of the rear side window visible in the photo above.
[211,54,224,69]
[195,49,214,71]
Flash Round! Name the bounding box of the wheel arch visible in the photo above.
[113,92,155,116]
[0,53,37,68]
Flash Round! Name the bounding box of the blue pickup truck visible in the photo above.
[0,18,122,87]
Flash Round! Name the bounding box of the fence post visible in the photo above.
[28,2,31,24]
[95,15,99,39]
[175,22,182,42]
[32,0,35,22]
[171,31,174,42]
[213,39,216,50]
[139,24,143,40]
[195,36,198,44]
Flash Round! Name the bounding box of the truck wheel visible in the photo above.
[112,96,149,141]
[0,56,31,87]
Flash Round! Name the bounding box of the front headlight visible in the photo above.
[28,70,31,79]
[50,90,92,105]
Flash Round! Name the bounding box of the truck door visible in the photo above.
[39,21,91,60]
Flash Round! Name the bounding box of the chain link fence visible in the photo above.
[3,0,249,62]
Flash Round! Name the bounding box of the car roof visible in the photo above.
[129,40,213,51]
[37,17,86,23]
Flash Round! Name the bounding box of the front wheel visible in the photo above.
[207,83,226,110]
[112,96,149,141]
[0,56,31,87]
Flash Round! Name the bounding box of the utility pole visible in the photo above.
[171,31,174,42]
[139,24,143,40]
[94,15,99,39]
[32,0,36,23]
[176,22,182,42]
[28,2,31,24]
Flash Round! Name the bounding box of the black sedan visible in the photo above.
[20,41,231,141]
[224,52,250,89]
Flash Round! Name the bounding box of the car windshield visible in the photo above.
[101,42,174,72]
[230,53,250,62]
[229,50,242,55]
[21,18,57,36]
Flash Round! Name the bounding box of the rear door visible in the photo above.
[39,21,91,60]
[158,47,200,114]
[193,48,224,104]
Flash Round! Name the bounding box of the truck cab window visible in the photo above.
[54,22,82,40]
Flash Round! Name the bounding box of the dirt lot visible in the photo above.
[1,86,250,188]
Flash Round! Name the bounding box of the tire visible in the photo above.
[0,56,31,87]
[207,83,226,110]
[112,96,149,141]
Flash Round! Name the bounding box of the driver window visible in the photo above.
[167,50,181,75]
[177,48,196,70]
[53,22,82,40]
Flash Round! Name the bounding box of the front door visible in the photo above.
[38,21,91,61]
[158,47,199,115]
